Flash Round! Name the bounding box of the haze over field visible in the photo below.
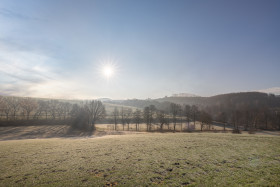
[0,0,279,99]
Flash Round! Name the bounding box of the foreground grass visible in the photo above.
[0,133,279,186]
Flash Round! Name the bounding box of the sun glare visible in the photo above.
[97,57,119,81]
[103,65,114,78]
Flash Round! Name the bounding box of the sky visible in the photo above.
[0,0,279,99]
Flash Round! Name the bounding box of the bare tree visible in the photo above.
[0,96,3,120]
[184,105,191,129]
[276,110,280,130]
[230,110,242,132]
[191,105,198,129]
[251,109,260,130]
[112,107,119,130]
[219,112,228,131]
[133,109,142,131]
[49,100,58,119]
[143,105,156,131]
[179,106,183,131]
[156,110,166,131]
[70,104,80,118]
[70,104,89,130]
[36,100,50,119]
[143,106,150,131]
[7,97,21,120]
[170,103,180,132]
[62,102,72,120]
[0,97,10,120]
[262,107,270,130]
[200,111,212,131]
[242,108,253,131]
[84,100,106,131]
[56,102,65,120]
[149,105,156,125]
[121,107,125,131]
[20,98,38,120]
[124,108,132,131]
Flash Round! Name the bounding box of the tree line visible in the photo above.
[1,95,279,131]
[0,96,73,120]
[110,104,211,132]
[107,92,280,131]
[0,96,208,132]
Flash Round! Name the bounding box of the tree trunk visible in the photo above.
[181,117,183,132]
[180,123,182,131]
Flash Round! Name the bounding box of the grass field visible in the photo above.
[0,133,279,186]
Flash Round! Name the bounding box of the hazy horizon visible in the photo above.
[1,0,279,99]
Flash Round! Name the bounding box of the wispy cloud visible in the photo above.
[0,39,97,99]
[0,39,58,96]
[0,42,54,81]
[0,8,41,21]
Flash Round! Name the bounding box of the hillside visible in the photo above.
[107,92,280,110]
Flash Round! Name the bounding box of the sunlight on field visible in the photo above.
[0,133,279,186]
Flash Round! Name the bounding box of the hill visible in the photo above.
[106,92,280,110]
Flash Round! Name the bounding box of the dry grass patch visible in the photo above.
[0,133,279,186]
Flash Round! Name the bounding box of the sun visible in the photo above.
[97,57,119,80]
[103,65,114,78]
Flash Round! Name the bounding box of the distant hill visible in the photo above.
[97,98,112,102]
[105,99,171,111]
[171,93,200,97]
[155,96,205,106]
[2,92,279,114]
[106,92,280,111]
[156,92,280,106]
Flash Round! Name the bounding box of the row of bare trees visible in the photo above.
[110,103,209,132]
[0,96,106,131]
[1,95,278,131]
[0,96,74,120]
[110,102,280,132]
[216,106,280,131]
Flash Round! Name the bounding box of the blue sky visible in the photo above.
[0,0,279,99]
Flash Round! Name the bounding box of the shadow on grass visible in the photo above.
[0,125,97,141]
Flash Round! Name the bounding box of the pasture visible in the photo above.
[0,133,279,186]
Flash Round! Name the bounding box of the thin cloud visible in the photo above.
[0,39,95,99]
[0,39,58,96]
[0,8,42,21]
